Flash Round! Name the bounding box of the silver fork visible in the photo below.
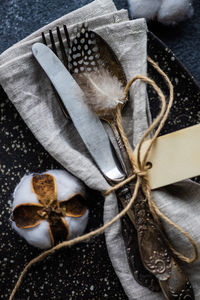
[41,26,195,299]
[41,25,161,292]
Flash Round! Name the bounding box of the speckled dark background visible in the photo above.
[0,0,200,299]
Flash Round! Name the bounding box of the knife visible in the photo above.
[32,42,162,291]
[32,43,125,184]
[32,43,194,299]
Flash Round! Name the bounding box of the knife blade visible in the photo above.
[32,43,125,183]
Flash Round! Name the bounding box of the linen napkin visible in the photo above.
[0,0,200,299]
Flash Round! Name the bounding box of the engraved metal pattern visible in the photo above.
[112,124,172,281]
[159,258,195,300]
[168,281,194,300]
[133,189,171,281]
[118,198,160,292]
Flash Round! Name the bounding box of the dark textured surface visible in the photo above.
[0,98,128,299]
[0,0,200,83]
[0,0,128,54]
[1,0,200,300]
[148,0,200,84]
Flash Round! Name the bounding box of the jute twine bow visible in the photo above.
[9,57,198,300]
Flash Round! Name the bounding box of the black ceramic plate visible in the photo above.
[1,32,200,299]
[148,31,200,135]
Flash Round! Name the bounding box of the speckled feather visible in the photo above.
[68,25,100,74]
[68,26,126,118]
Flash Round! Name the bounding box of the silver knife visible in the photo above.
[32,43,124,183]
[32,42,161,290]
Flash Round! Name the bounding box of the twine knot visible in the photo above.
[134,164,151,177]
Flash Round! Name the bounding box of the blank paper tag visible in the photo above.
[134,124,200,190]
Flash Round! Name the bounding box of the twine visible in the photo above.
[9,58,198,300]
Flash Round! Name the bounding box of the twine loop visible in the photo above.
[9,57,198,300]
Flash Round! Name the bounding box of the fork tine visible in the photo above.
[41,28,70,119]
[63,25,70,48]
[56,26,68,69]
[42,32,47,45]
[49,30,58,56]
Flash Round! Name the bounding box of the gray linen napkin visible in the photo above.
[0,0,200,299]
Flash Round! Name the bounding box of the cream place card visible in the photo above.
[134,124,200,189]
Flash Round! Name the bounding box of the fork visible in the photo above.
[41,25,162,292]
[40,26,195,299]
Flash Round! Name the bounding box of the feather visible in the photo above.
[67,26,127,119]
[76,69,125,118]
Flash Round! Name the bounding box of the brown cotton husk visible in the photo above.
[12,203,43,229]
[31,173,57,205]
[60,193,87,217]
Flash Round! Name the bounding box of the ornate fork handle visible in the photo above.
[117,186,160,291]
[112,124,194,299]
[116,183,171,280]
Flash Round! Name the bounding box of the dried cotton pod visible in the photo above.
[11,170,89,249]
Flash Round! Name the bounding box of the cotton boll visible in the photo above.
[65,210,89,240]
[13,174,38,207]
[128,0,193,25]
[12,220,52,249]
[46,169,86,200]
[158,0,194,25]
[128,0,161,20]
[11,170,89,249]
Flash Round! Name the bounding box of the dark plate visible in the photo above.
[0,32,200,299]
[148,31,200,135]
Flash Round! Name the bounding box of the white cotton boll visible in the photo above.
[11,170,89,249]
[157,0,194,25]
[13,174,38,207]
[65,210,89,240]
[46,169,86,200]
[128,0,161,20]
[12,220,52,249]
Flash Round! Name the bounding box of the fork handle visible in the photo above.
[116,185,160,291]
[111,123,194,298]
